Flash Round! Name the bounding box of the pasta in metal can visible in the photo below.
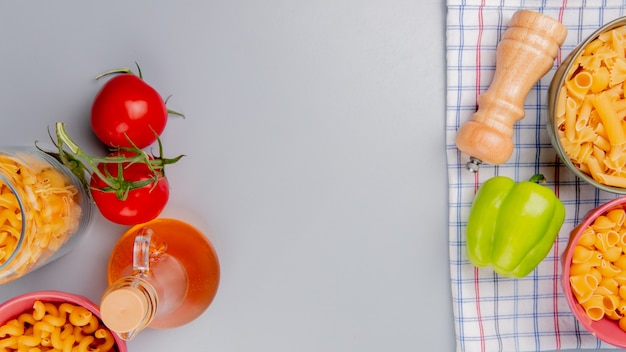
[548,18,626,193]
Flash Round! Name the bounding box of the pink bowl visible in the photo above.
[0,290,127,352]
[562,197,626,347]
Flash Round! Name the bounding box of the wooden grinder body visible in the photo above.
[455,10,567,166]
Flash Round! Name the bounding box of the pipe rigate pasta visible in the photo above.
[603,245,623,262]
[608,208,626,226]
[569,206,626,331]
[0,300,117,351]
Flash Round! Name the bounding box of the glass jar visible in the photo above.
[0,146,92,284]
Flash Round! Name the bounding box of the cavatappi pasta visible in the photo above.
[0,152,82,282]
[0,300,116,352]
[569,207,626,330]
[556,25,626,188]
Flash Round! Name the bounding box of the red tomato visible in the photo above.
[90,152,170,225]
[91,74,168,149]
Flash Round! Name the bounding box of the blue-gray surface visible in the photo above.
[0,1,453,351]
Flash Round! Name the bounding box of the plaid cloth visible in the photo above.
[446,1,626,351]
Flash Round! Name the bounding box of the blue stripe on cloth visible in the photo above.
[446,1,626,351]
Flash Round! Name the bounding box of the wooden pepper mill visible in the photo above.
[455,10,567,172]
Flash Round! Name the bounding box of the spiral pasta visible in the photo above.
[0,300,116,352]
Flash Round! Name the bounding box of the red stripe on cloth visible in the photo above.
[474,6,484,104]
[552,5,567,349]
[556,3,567,67]
[473,2,486,352]
[473,266,485,352]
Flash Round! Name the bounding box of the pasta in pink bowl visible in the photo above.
[0,290,127,352]
[547,17,626,194]
[562,197,626,348]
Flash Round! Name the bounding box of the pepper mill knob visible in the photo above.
[455,10,567,171]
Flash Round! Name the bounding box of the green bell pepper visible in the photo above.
[466,174,565,278]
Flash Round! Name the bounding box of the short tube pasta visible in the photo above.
[594,92,626,146]
[565,97,578,141]
[566,71,593,99]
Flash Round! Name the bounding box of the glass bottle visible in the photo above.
[0,146,92,284]
[100,218,220,340]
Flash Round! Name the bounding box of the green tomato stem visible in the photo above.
[135,62,143,79]
[55,122,80,154]
[94,67,134,80]
[55,122,117,189]
[52,122,183,200]
[163,96,186,119]
[167,108,185,118]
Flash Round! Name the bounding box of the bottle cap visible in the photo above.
[100,286,148,333]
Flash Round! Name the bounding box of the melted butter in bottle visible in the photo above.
[101,219,220,340]
[100,227,181,340]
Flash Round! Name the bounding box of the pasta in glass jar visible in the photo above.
[0,146,92,284]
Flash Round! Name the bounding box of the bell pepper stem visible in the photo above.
[529,174,546,184]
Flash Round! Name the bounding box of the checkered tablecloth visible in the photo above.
[446,1,626,351]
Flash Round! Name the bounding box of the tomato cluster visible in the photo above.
[53,65,183,225]
[89,151,171,225]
